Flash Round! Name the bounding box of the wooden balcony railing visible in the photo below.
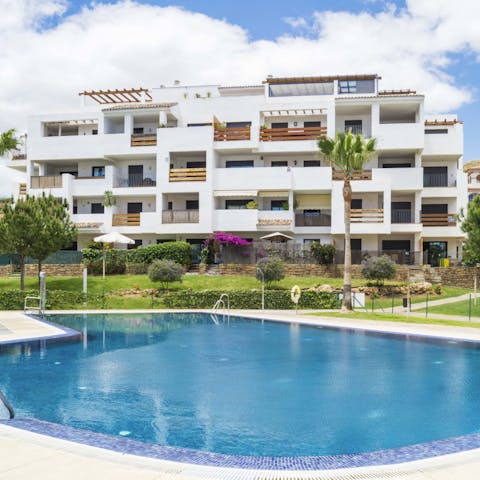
[214,127,250,141]
[30,175,63,189]
[351,209,384,223]
[169,168,206,182]
[332,170,372,181]
[162,210,199,223]
[112,213,141,226]
[295,213,331,227]
[421,213,456,226]
[131,133,157,146]
[19,183,27,195]
[12,153,26,160]
[260,126,327,142]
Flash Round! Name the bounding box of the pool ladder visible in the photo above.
[0,390,14,419]
[211,293,230,324]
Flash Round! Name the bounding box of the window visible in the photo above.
[271,122,288,129]
[92,129,98,135]
[425,129,448,135]
[186,200,199,210]
[345,120,362,135]
[128,239,143,250]
[167,201,173,210]
[133,127,144,134]
[187,123,212,127]
[91,203,104,214]
[351,199,363,209]
[271,160,288,167]
[186,161,206,168]
[304,160,321,167]
[270,200,285,211]
[226,121,251,128]
[339,80,357,94]
[225,160,254,168]
[225,199,252,209]
[351,239,362,250]
[91,166,105,177]
[304,121,321,128]
[127,202,143,214]
[382,163,412,168]
[422,204,448,214]
[382,240,411,251]
[304,209,320,216]
[424,166,448,187]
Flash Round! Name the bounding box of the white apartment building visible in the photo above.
[7,74,467,265]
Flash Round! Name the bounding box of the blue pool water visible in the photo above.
[1,313,480,457]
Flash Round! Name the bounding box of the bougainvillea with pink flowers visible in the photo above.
[209,232,251,245]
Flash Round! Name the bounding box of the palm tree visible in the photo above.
[318,131,376,311]
[0,129,19,158]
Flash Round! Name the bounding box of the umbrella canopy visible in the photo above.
[94,232,135,245]
[260,232,294,242]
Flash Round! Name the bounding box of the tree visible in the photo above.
[0,194,76,291]
[361,255,396,286]
[0,129,19,157]
[255,257,285,288]
[148,259,183,290]
[28,195,77,278]
[459,196,480,265]
[318,131,376,311]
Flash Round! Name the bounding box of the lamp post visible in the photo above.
[257,267,265,310]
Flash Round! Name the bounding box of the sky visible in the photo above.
[1,0,480,191]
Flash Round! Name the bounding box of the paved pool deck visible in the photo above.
[2,310,480,479]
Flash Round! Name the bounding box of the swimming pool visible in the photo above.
[1,313,480,464]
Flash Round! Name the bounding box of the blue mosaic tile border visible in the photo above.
[2,417,480,470]
[2,312,480,470]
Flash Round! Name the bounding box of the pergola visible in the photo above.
[79,87,153,104]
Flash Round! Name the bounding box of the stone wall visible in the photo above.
[24,264,84,277]
[430,266,480,289]
[219,263,410,281]
[0,265,12,277]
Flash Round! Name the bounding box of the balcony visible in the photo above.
[295,212,331,227]
[257,210,292,228]
[30,175,63,189]
[112,213,140,226]
[169,168,206,182]
[162,210,199,223]
[115,174,157,188]
[332,170,372,181]
[421,213,456,226]
[131,133,157,147]
[19,183,27,195]
[391,209,412,224]
[423,173,452,188]
[351,209,384,223]
[214,127,250,141]
[260,126,327,141]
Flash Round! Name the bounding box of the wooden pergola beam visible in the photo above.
[79,87,152,104]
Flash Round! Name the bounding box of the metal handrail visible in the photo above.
[212,293,230,323]
[0,391,14,419]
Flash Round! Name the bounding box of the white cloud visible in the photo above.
[0,0,479,137]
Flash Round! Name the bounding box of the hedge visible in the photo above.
[127,242,192,266]
[0,290,104,310]
[162,289,336,310]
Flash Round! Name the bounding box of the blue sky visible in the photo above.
[2,0,479,163]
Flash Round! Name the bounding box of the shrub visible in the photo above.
[255,257,285,288]
[162,289,336,310]
[127,241,192,266]
[310,242,336,265]
[361,255,396,285]
[81,248,127,275]
[148,259,183,290]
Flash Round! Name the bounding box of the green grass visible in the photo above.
[311,311,480,328]
[417,298,480,318]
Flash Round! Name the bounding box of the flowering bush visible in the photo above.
[207,232,251,245]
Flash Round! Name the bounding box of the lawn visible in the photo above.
[0,274,471,311]
[311,311,480,328]
[416,298,480,319]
